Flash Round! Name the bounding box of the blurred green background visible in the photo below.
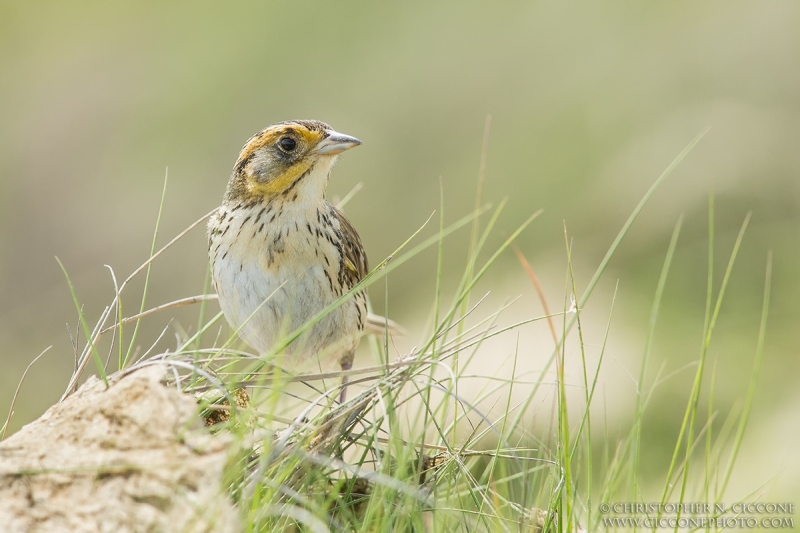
[1,1,798,500]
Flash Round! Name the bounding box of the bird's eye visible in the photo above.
[278,137,297,152]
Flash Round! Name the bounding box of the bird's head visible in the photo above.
[226,120,362,202]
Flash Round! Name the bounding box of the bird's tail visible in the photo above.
[364,313,406,337]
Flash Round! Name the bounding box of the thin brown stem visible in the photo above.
[511,243,558,348]
[99,294,218,336]
[3,346,52,440]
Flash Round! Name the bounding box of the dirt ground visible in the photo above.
[0,366,239,533]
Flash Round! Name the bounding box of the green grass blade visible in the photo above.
[662,207,751,513]
[56,258,109,386]
[123,168,169,367]
[632,215,683,500]
[717,251,772,499]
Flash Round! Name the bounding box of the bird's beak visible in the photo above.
[317,131,362,155]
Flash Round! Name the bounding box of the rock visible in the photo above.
[0,366,239,533]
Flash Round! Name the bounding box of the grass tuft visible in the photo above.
[43,128,776,532]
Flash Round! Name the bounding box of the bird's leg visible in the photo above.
[338,352,355,404]
[338,363,350,404]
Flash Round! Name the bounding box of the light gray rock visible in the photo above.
[0,366,239,533]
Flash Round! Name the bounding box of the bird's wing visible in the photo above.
[332,207,407,337]
[333,206,369,285]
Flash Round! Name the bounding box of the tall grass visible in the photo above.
[6,128,776,532]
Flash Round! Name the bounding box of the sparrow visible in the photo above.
[208,120,368,402]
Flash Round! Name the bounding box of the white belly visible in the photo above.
[209,204,361,370]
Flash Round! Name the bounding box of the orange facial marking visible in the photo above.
[249,158,314,197]
[236,123,326,198]
[238,124,325,163]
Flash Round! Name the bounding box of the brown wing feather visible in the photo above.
[333,206,368,286]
